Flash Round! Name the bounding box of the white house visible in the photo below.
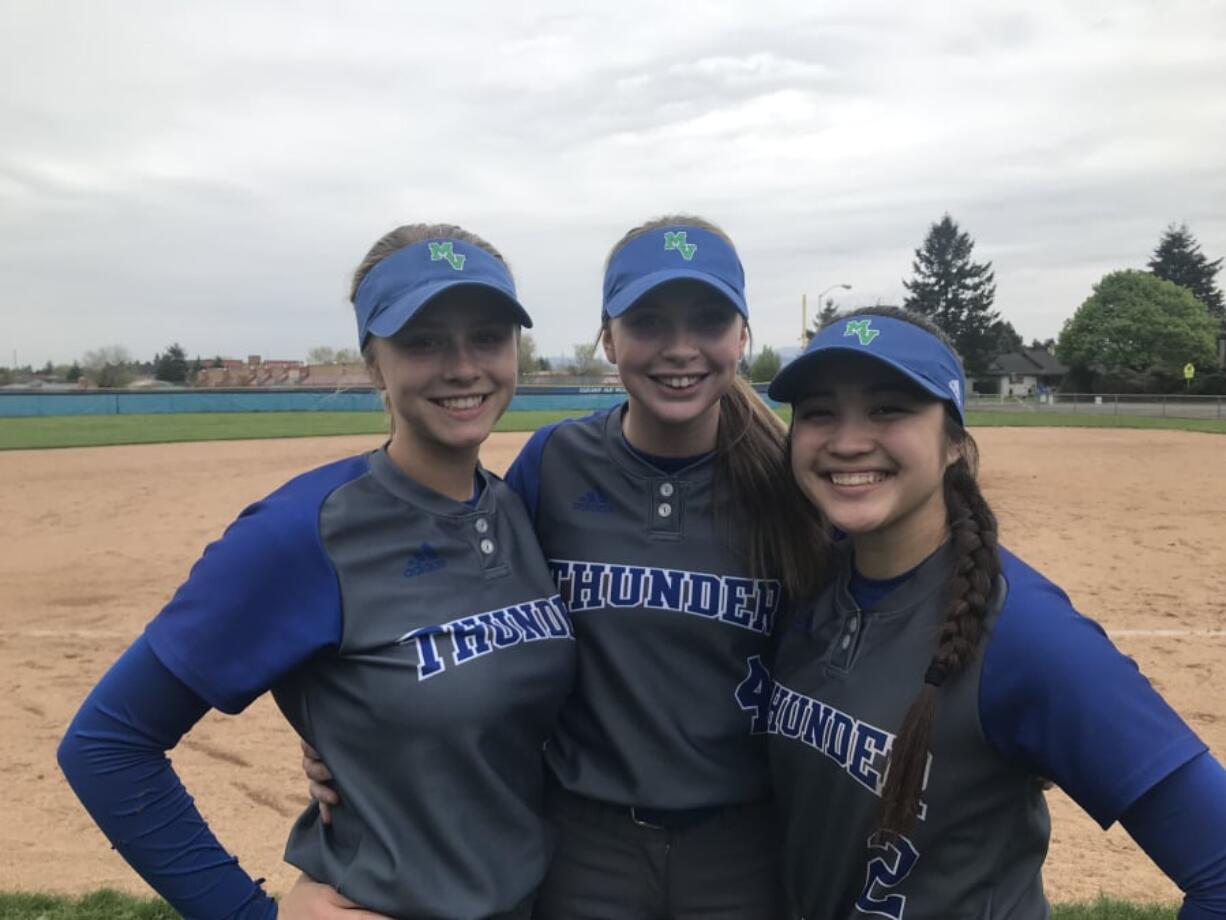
[977,347,1068,397]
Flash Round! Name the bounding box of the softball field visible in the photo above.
[2,428,1223,905]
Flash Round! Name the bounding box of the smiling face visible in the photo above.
[602,279,747,455]
[368,288,518,467]
[789,353,959,569]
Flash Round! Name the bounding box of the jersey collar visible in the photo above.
[601,402,716,483]
[367,449,498,518]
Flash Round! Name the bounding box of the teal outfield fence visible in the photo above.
[0,385,646,418]
[6,386,1220,420]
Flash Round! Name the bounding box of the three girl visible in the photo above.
[58,224,576,919]
[64,219,1226,919]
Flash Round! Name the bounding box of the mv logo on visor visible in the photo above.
[844,319,880,346]
[429,241,466,271]
[663,231,697,261]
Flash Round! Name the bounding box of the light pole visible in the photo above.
[801,284,852,345]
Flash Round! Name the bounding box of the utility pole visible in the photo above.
[802,284,852,345]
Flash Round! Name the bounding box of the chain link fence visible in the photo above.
[967,393,1225,419]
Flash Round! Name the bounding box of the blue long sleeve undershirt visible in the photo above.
[57,635,278,919]
[59,638,1226,918]
[1119,751,1226,918]
[850,568,1226,916]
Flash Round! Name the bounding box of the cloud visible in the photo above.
[1,0,1224,365]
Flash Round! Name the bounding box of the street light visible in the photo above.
[801,284,852,345]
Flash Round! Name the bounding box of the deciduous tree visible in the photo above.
[749,345,782,382]
[1057,270,1216,389]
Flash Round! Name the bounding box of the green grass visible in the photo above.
[1052,899,1177,919]
[0,891,177,920]
[0,410,592,451]
[964,411,1226,434]
[1,406,1223,451]
[0,891,1178,919]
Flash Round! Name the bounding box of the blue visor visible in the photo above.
[768,314,967,422]
[354,239,532,347]
[603,225,748,319]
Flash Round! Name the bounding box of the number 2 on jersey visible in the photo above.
[855,832,919,919]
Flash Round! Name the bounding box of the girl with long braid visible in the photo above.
[761,307,1226,919]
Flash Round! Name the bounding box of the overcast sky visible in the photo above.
[2,0,1224,367]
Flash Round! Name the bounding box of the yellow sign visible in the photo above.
[1184,363,1196,380]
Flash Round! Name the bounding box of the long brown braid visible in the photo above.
[818,306,1002,837]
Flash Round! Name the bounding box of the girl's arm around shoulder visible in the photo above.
[978,549,1207,828]
[502,417,582,524]
[57,636,277,919]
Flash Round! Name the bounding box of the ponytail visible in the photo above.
[877,435,1000,837]
[714,376,827,603]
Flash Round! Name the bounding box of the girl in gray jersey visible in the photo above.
[306,216,824,919]
[515,217,821,920]
[59,224,577,920]
[762,307,1226,918]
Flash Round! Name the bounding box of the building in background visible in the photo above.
[976,346,1068,398]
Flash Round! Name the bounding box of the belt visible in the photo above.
[628,804,724,831]
[547,775,767,832]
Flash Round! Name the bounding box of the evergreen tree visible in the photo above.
[1147,223,1223,318]
[989,319,1023,356]
[902,214,999,373]
[804,299,847,343]
[66,361,82,382]
[154,343,189,383]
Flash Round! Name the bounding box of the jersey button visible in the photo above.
[659,482,675,498]
[840,634,851,650]
[474,518,490,534]
[657,502,672,517]
[847,617,859,634]
[479,539,496,555]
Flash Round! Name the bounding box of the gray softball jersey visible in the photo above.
[758,542,1205,920]
[508,408,782,809]
[147,450,577,919]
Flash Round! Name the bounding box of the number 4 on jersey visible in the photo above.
[734,655,772,733]
[856,832,919,920]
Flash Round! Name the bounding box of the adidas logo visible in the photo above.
[404,543,447,578]
[572,488,613,513]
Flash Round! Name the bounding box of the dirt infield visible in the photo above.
[3,428,1223,904]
